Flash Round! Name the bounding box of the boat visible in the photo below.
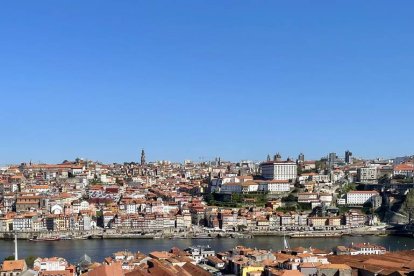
[289,232,342,238]
[29,236,61,242]
[44,237,61,241]
[192,234,213,239]
[169,236,187,239]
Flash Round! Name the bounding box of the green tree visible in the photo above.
[205,193,214,204]
[282,194,296,202]
[363,201,373,208]
[405,189,414,206]
[231,193,243,203]
[297,203,312,211]
[341,183,357,195]
[25,256,37,268]
[378,174,390,184]
[393,174,406,180]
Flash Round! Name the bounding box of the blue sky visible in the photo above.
[1,1,413,164]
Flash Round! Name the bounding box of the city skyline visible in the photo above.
[0,148,410,166]
[1,1,414,163]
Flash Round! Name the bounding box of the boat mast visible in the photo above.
[14,232,18,260]
[283,234,290,250]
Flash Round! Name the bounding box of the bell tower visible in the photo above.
[140,149,146,166]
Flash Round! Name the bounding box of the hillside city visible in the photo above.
[0,150,414,275]
[1,150,414,239]
[3,0,414,275]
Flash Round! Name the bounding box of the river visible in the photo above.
[0,236,413,264]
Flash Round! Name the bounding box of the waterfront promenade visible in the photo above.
[0,225,404,240]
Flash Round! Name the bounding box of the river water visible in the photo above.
[0,236,413,264]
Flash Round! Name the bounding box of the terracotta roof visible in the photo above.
[1,260,26,271]
[40,270,71,276]
[271,270,305,276]
[318,264,351,270]
[182,262,211,276]
[363,259,404,269]
[300,262,322,268]
[88,263,123,276]
[394,164,414,171]
[149,251,173,260]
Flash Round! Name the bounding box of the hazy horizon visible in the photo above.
[0,151,410,166]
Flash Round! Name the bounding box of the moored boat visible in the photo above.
[29,236,61,242]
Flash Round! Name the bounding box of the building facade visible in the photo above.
[357,167,378,183]
[260,160,297,181]
[346,191,379,205]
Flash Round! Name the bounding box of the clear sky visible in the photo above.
[1,1,413,164]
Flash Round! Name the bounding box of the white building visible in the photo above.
[337,198,346,205]
[50,204,63,215]
[346,191,379,205]
[351,243,386,255]
[268,181,291,193]
[33,257,68,271]
[185,246,215,263]
[126,202,138,214]
[393,163,414,177]
[12,216,33,231]
[257,180,291,193]
[70,166,84,176]
[242,182,259,193]
[260,159,297,181]
[319,193,333,205]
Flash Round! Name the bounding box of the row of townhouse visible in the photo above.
[1,192,98,216]
[118,198,180,214]
[106,212,193,231]
[0,213,97,232]
[204,210,367,231]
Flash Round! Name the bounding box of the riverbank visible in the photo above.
[1,227,407,241]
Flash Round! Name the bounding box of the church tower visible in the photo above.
[141,149,146,166]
